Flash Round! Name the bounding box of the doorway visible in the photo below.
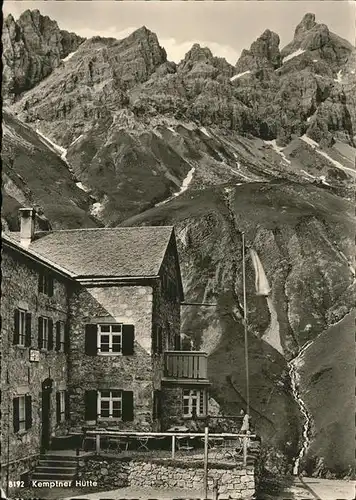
[41,378,53,452]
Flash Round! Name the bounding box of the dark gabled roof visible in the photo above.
[4,227,175,278]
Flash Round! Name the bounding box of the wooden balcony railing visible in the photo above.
[164,351,208,380]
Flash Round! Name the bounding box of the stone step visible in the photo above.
[40,454,78,461]
[31,472,76,481]
[35,466,77,474]
[38,460,77,468]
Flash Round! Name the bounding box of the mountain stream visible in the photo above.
[250,249,312,473]
[288,342,313,475]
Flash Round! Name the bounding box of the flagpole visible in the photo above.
[242,232,250,418]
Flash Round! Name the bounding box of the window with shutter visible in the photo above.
[122,325,135,355]
[183,389,206,417]
[97,324,122,355]
[14,309,26,346]
[38,273,54,296]
[13,395,26,432]
[56,391,66,422]
[84,390,97,421]
[55,321,65,352]
[97,390,122,419]
[38,317,49,350]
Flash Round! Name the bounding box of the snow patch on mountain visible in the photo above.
[282,49,305,64]
[62,51,78,62]
[36,128,69,164]
[300,135,356,176]
[264,139,291,164]
[70,134,83,147]
[174,167,195,197]
[300,170,331,186]
[334,70,343,83]
[230,70,251,81]
[200,127,211,138]
[76,182,91,192]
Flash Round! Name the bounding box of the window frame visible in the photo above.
[59,391,66,422]
[97,390,123,419]
[39,272,54,296]
[183,389,206,417]
[56,321,65,352]
[41,317,49,350]
[18,309,26,346]
[97,324,123,355]
[18,395,26,432]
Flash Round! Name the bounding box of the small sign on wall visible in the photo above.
[29,349,40,362]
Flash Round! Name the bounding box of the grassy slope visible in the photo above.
[299,311,355,474]
[2,111,99,229]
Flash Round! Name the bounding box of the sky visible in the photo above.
[3,1,355,64]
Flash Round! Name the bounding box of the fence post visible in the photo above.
[243,435,248,467]
[204,426,209,500]
[95,434,100,454]
[171,435,176,459]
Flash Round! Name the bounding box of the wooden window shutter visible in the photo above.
[38,274,44,293]
[55,321,61,351]
[38,317,44,349]
[48,319,54,350]
[153,390,162,420]
[13,398,20,433]
[13,309,20,344]
[25,313,32,347]
[122,325,135,355]
[84,390,97,421]
[56,392,61,423]
[64,322,70,353]
[122,391,134,422]
[174,333,181,351]
[49,276,54,297]
[152,324,157,353]
[158,326,163,354]
[25,395,32,430]
[65,391,70,420]
[85,324,98,356]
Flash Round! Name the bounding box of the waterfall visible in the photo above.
[249,249,283,353]
[250,249,271,296]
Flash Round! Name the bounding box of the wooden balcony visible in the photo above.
[162,351,209,385]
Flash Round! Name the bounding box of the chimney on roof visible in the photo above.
[19,208,36,248]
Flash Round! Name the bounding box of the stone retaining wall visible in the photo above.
[77,456,130,489]
[129,459,256,499]
[77,456,256,499]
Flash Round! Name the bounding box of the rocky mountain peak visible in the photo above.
[185,43,214,62]
[2,9,85,102]
[235,28,281,73]
[280,13,352,74]
[294,12,317,37]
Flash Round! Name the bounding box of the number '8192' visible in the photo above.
[8,481,25,488]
